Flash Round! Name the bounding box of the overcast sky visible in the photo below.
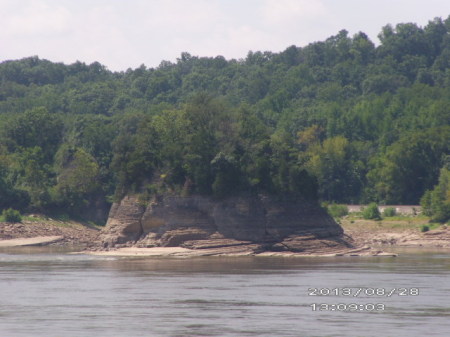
[1,0,449,71]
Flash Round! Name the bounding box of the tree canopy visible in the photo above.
[0,16,449,222]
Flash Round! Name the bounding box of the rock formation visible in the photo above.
[98,194,351,254]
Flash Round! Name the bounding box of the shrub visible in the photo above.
[383,207,397,217]
[327,204,349,218]
[420,167,450,223]
[2,208,22,223]
[420,225,430,232]
[363,203,381,220]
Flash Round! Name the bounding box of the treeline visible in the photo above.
[0,17,449,223]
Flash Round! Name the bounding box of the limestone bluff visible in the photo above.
[98,194,352,255]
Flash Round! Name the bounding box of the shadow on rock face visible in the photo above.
[98,194,348,254]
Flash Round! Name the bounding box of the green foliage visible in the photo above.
[363,203,381,220]
[211,152,241,198]
[382,207,397,217]
[367,127,450,204]
[0,15,449,217]
[1,107,63,162]
[304,136,363,202]
[0,147,30,210]
[2,208,22,223]
[53,147,100,210]
[420,166,450,223]
[326,204,349,218]
[420,225,430,232]
[13,146,53,210]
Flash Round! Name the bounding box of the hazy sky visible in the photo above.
[1,0,449,71]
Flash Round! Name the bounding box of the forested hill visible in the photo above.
[1,17,449,223]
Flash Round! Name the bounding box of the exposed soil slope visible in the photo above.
[0,216,100,247]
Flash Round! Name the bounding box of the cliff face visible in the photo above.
[98,194,348,253]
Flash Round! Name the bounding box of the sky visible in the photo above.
[1,0,449,72]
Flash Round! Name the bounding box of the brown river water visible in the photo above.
[0,246,449,337]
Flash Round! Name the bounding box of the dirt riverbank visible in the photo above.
[0,216,100,247]
[341,217,450,248]
[0,215,448,253]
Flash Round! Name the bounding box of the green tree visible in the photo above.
[0,146,30,210]
[421,165,450,223]
[111,113,160,194]
[181,94,224,194]
[305,136,362,202]
[368,127,450,204]
[1,107,63,162]
[211,152,241,198]
[13,147,52,210]
[53,147,100,210]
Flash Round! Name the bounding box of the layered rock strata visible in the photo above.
[98,194,351,254]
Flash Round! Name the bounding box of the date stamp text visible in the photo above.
[308,287,420,297]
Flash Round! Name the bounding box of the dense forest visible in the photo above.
[1,17,449,223]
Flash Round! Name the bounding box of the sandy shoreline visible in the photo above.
[1,217,448,257]
[84,245,399,258]
[0,236,64,247]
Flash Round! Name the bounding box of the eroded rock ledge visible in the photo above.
[96,194,359,255]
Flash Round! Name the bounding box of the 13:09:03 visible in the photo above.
[310,303,385,311]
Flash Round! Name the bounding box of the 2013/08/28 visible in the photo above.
[308,288,420,297]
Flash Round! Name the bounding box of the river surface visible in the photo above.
[0,247,449,337]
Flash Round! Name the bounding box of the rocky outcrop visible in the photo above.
[99,195,146,245]
[98,193,348,253]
